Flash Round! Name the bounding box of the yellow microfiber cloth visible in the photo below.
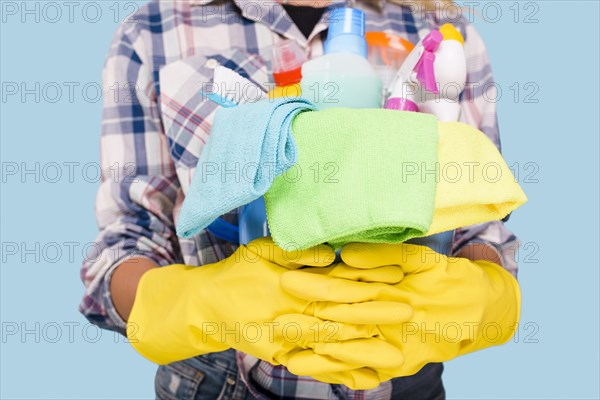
[426,121,528,235]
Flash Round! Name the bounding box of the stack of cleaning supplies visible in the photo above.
[264,109,527,250]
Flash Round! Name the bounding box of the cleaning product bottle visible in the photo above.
[300,7,382,110]
[385,23,467,122]
[423,23,466,121]
[268,40,306,100]
[365,31,414,90]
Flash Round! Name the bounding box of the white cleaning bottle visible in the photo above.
[420,24,467,121]
[385,24,467,122]
[301,7,382,110]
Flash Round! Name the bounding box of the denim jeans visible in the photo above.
[155,350,445,400]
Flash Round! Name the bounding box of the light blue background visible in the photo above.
[1,1,598,399]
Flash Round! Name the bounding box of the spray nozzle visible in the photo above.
[414,30,443,93]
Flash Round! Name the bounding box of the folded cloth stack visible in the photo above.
[176,100,527,248]
[265,108,527,250]
[176,98,315,239]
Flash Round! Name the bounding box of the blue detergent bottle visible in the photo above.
[238,197,269,245]
[300,7,383,110]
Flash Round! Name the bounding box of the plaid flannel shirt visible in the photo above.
[80,0,520,398]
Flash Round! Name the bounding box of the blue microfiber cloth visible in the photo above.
[176,98,316,239]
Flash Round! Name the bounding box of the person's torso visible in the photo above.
[129,0,470,267]
[129,1,467,397]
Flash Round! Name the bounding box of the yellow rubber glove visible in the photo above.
[280,242,521,383]
[126,238,413,373]
[269,262,408,389]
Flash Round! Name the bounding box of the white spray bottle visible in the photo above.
[385,24,467,122]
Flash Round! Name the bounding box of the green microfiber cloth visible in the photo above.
[264,108,439,250]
